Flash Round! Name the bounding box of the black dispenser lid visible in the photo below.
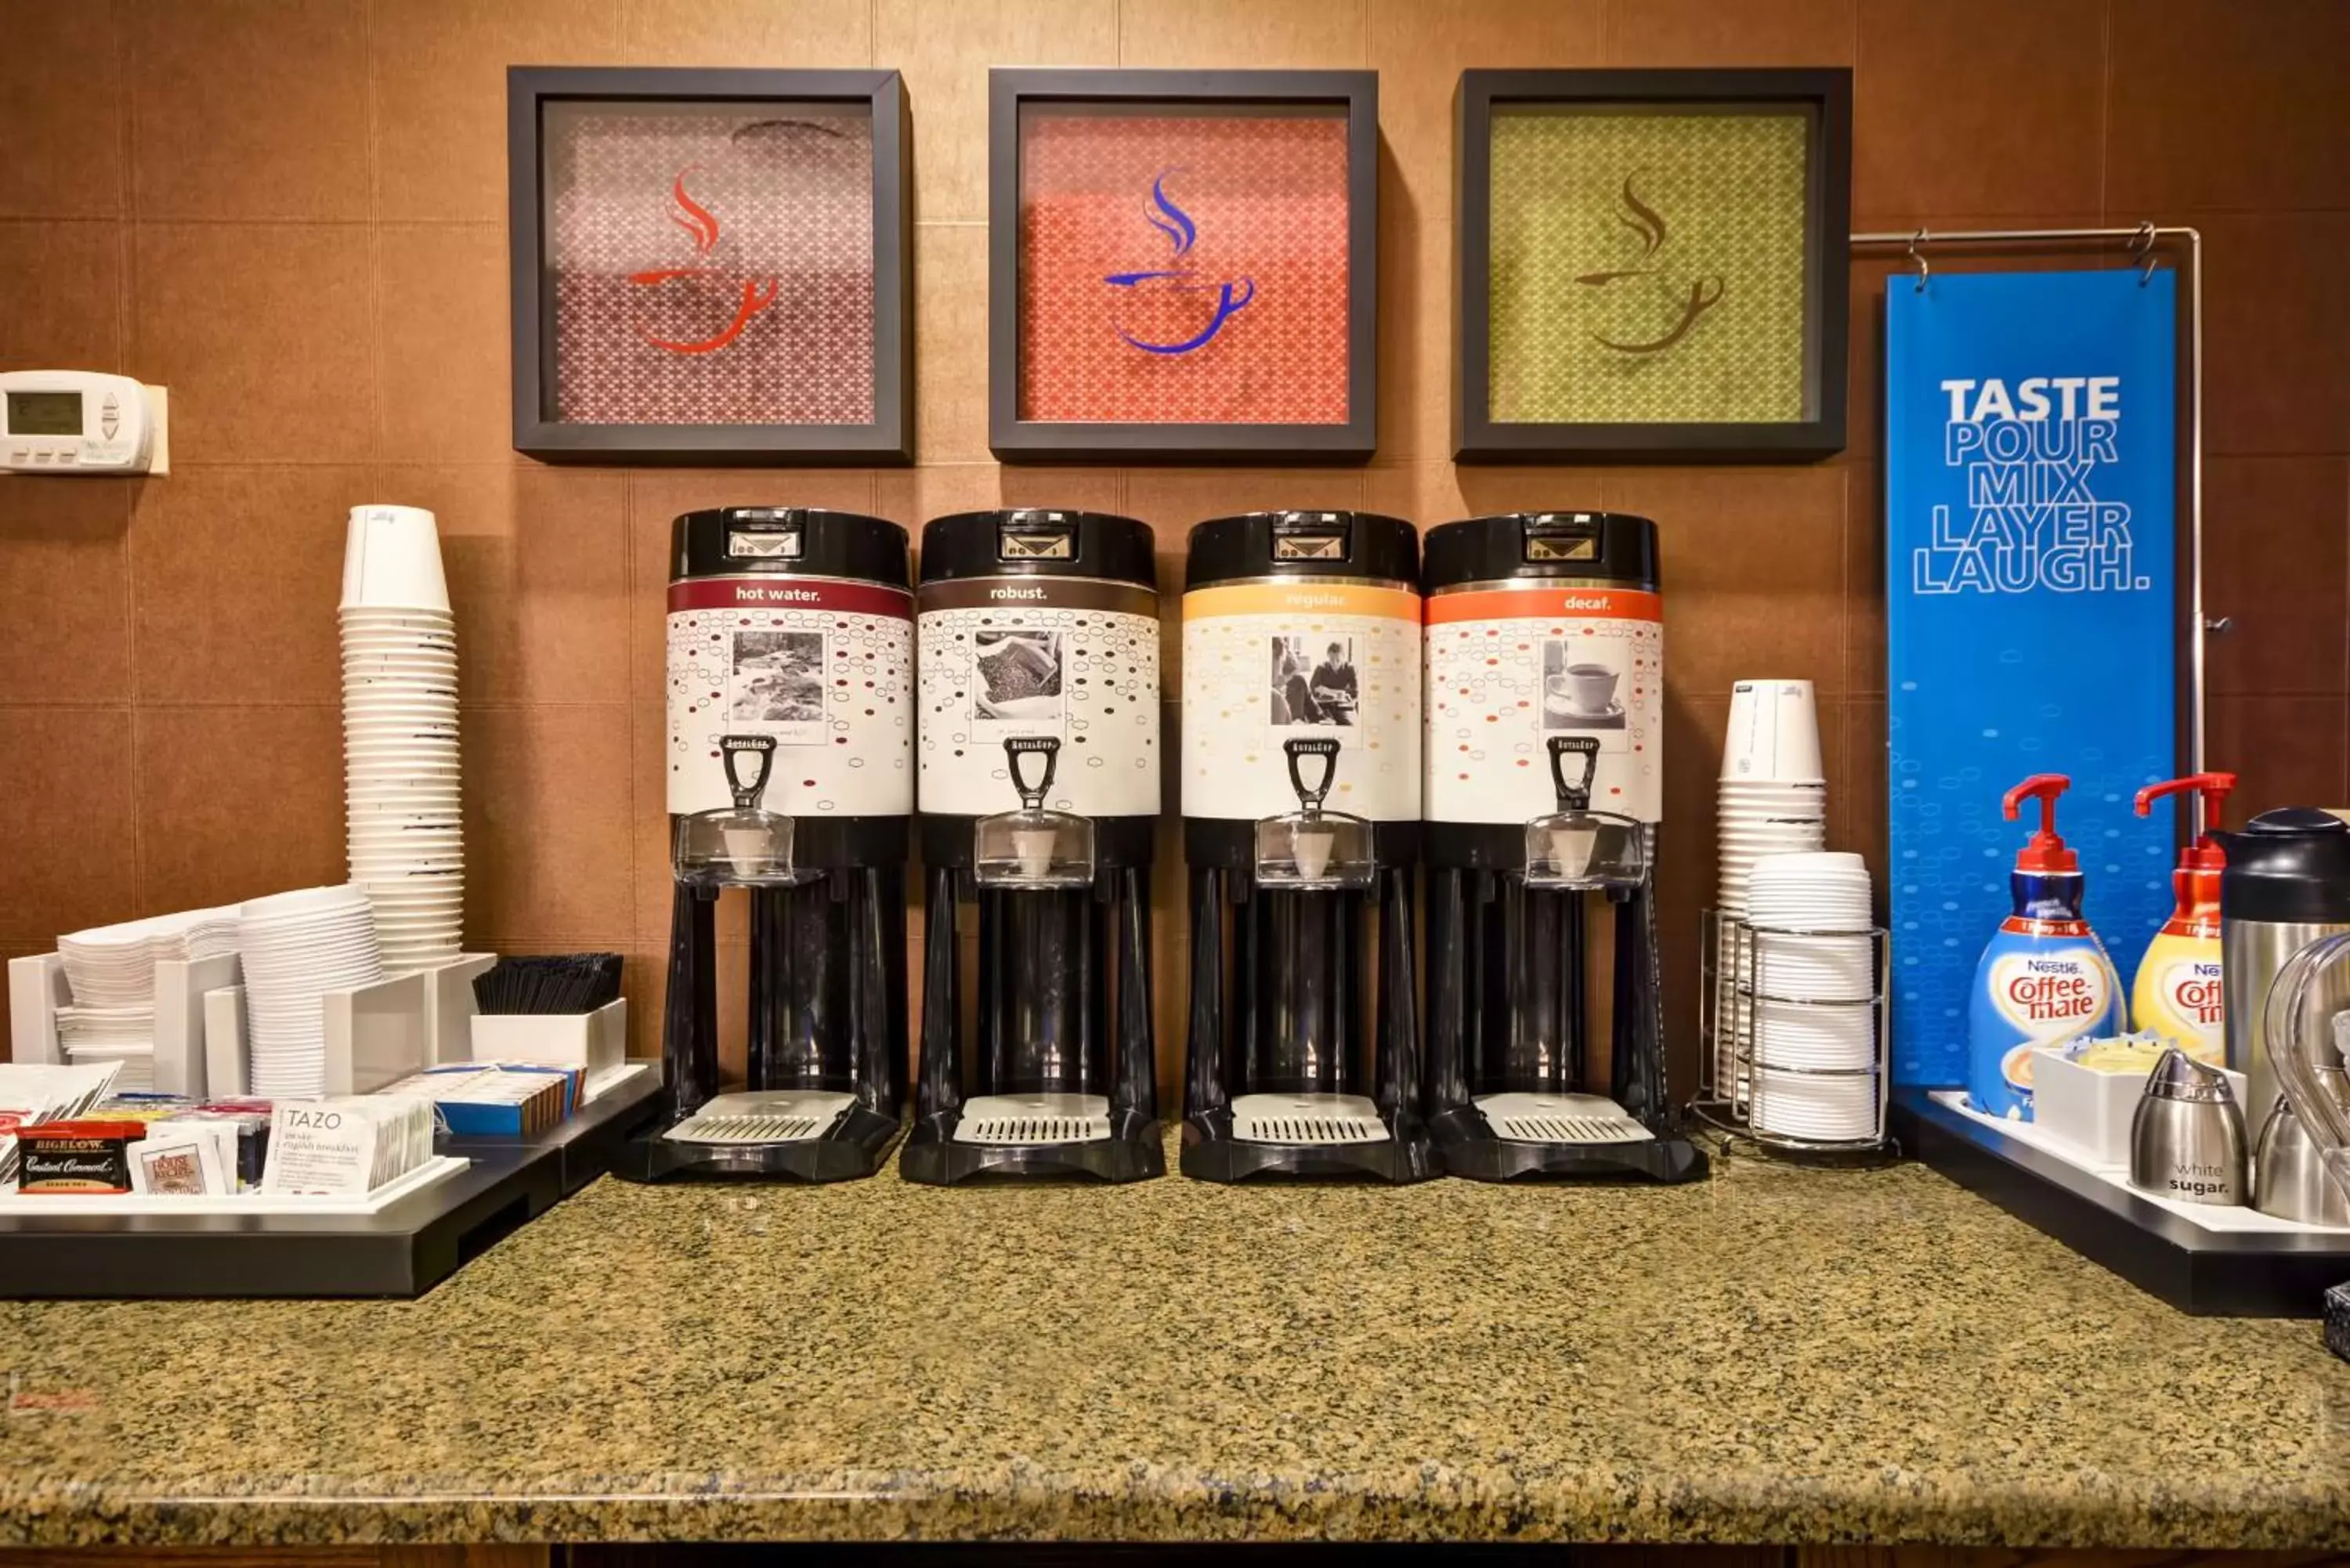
[670,507,910,588]
[1423,511,1659,594]
[1184,511,1419,592]
[919,509,1155,589]
[2219,807,2350,923]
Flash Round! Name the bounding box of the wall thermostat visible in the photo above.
[0,370,168,475]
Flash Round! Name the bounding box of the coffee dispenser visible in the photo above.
[1419,512,1702,1183]
[1178,511,1433,1182]
[620,507,912,1183]
[902,510,1164,1183]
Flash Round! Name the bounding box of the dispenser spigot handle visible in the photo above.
[721,734,778,811]
[2002,772,2077,873]
[2003,773,2070,825]
[2134,771,2238,845]
[1547,735,1600,811]
[1003,735,1060,810]
[1284,736,1341,812]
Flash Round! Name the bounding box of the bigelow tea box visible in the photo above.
[16,1121,146,1193]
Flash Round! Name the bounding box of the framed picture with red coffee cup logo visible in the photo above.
[989,69,1377,462]
[1454,69,1850,461]
[508,67,910,463]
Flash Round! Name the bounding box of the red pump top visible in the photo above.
[2002,773,2077,873]
[2133,771,2238,871]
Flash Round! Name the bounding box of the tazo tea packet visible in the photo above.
[261,1097,434,1197]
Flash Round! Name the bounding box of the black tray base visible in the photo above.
[615,1104,902,1183]
[0,1067,674,1300]
[1893,1086,2350,1317]
[1180,1110,1438,1183]
[899,1110,1164,1184]
[0,1151,556,1300]
[1428,1107,1709,1183]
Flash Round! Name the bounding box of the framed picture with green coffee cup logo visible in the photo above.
[1453,69,1850,461]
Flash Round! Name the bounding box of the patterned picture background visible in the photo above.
[1488,107,1813,425]
[547,101,876,426]
[1018,107,1351,425]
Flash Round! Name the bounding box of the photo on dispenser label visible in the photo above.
[1269,634,1358,727]
[971,630,1064,721]
[728,630,826,742]
[1540,638,1629,739]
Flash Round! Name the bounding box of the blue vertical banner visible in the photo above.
[1885,269,2178,1087]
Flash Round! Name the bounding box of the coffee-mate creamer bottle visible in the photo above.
[2127,772,2234,1064]
[1968,773,2125,1118]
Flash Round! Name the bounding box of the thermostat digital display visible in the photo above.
[0,370,163,475]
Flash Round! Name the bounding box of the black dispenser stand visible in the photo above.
[1421,833,1704,1184]
[1179,829,1436,1184]
[619,843,907,1184]
[1419,865,1701,1184]
[902,814,1162,1184]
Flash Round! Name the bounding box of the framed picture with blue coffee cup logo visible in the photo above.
[1454,68,1850,461]
[988,69,1378,462]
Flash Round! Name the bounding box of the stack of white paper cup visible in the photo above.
[341,505,462,974]
[1715,679,1828,1092]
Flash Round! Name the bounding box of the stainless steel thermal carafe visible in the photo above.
[2216,808,2350,1123]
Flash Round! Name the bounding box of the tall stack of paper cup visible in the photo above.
[1716,679,1828,1092]
[340,505,462,974]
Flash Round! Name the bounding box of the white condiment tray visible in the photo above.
[1932,1089,2350,1234]
[0,1154,468,1216]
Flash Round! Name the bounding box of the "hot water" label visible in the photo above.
[666,576,913,818]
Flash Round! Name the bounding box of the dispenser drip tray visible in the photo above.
[665,1090,856,1147]
[953,1093,1112,1147]
[1475,1092,1654,1147]
[1231,1093,1390,1147]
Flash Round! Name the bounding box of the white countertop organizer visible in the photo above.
[12,949,494,1101]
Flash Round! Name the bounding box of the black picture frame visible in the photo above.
[507,67,912,465]
[1453,68,1851,463]
[988,68,1378,464]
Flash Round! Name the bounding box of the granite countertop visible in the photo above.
[1,1134,2347,1548]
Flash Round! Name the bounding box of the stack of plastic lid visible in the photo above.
[340,505,462,974]
[1744,851,1878,1143]
[235,885,382,1099]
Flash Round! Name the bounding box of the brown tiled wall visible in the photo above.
[2,0,2346,1101]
